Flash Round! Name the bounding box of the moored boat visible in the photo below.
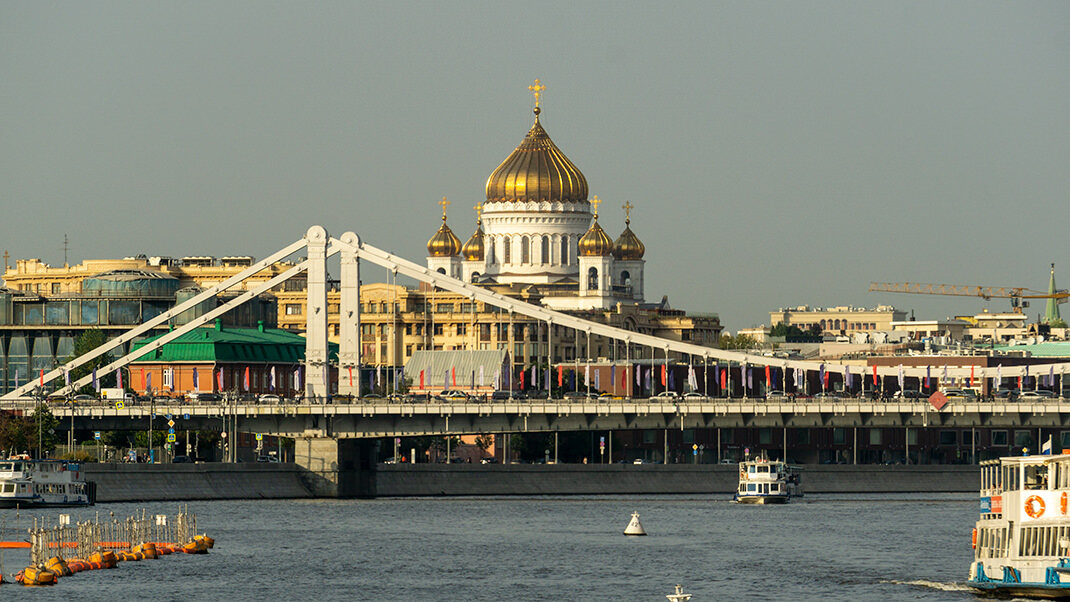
[0,459,94,508]
[968,451,1070,598]
[733,454,801,504]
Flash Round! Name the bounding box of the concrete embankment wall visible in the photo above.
[80,463,978,502]
[377,464,979,497]
[84,463,314,502]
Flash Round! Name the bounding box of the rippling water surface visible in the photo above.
[2,493,983,601]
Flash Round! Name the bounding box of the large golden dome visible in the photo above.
[484,107,589,204]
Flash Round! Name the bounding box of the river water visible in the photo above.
[2,494,984,601]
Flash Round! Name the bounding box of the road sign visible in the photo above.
[168,428,175,435]
[600,436,605,449]
[166,414,172,420]
[167,433,176,443]
[94,431,101,440]
[167,420,175,428]
[221,431,227,439]
[115,401,125,410]
[183,413,190,420]
[255,433,263,441]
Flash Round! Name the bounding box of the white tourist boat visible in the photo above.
[734,455,801,504]
[0,458,93,508]
[968,450,1070,598]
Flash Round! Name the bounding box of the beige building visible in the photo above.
[769,305,907,334]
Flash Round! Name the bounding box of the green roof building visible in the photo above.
[128,319,336,397]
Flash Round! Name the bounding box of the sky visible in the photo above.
[2,2,1068,331]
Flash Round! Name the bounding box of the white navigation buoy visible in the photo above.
[623,511,647,536]
[666,584,692,602]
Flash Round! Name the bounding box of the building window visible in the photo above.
[405,344,413,357]
[939,431,957,446]
[163,369,172,388]
[456,323,467,336]
[405,324,412,335]
[992,430,1008,446]
[285,304,302,315]
[521,236,530,263]
[962,430,974,445]
[1014,430,1033,448]
[642,430,656,444]
[587,267,598,291]
[328,304,339,314]
[833,428,846,445]
[796,429,810,444]
[502,236,511,264]
[51,283,61,295]
[560,236,568,265]
[433,324,443,336]
[437,303,453,313]
[759,428,772,444]
[869,429,881,445]
[541,236,549,263]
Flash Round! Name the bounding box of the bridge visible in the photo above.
[3,226,1068,496]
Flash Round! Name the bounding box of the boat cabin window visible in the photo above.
[1024,464,1048,490]
[0,463,12,471]
[1004,465,1021,491]
[1058,462,1070,489]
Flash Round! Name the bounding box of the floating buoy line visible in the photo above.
[0,505,213,587]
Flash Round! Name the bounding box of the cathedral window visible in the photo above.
[588,267,599,291]
[621,270,631,286]
[521,236,530,263]
[436,267,446,275]
[541,236,549,264]
[561,236,569,265]
[487,240,495,264]
[502,236,511,264]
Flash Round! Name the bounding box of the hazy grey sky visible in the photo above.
[2,2,1068,330]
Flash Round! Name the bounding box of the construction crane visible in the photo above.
[868,281,1068,312]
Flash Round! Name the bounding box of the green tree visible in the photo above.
[1049,318,1068,329]
[68,329,124,394]
[719,334,758,350]
[474,433,494,457]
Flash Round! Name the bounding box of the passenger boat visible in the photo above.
[734,454,801,504]
[0,459,94,508]
[969,451,1070,598]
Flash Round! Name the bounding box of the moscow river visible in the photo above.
[2,494,978,601]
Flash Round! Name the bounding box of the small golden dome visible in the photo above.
[579,219,614,257]
[427,220,461,257]
[485,107,589,204]
[613,224,645,260]
[462,220,485,261]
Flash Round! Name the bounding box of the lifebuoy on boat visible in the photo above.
[1025,494,1046,519]
[971,527,977,549]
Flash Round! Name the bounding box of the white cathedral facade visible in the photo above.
[427,91,647,311]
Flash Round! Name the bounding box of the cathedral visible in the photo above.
[426,81,647,311]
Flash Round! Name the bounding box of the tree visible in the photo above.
[719,333,758,350]
[770,322,807,338]
[68,329,124,394]
[1049,318,1068,329]
[474,433,494,457]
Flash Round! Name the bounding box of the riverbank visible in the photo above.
[82,463,977,501]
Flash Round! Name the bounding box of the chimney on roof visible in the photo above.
[215,318,223,331]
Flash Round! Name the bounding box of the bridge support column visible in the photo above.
[305,226,331,401]
[294,436,379,498]
[338,232,361,396]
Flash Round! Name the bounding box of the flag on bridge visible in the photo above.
[925,365,931,390]
[765,365,771,389]
[897,365,904,391]
[688,366,698,391]
[1043,436,1053,455]
[347,366,354,388]
[611,366,616,389]
[585,364,590,387]
[559,365,564,387]
[169,368,175,392]
[294,367,301,391]
[39,368,44,387]
[845,365,852,390]
[471,370,475,390]
[378,364,383,388]
[646,368,652,391]
[667,369,674,390]
[218,368,224,391]
[270,366,276,391]
[819,364,826,392]
[93,368,99,392]
[546,365,551,391]
[243,367,249,391]
[635,364,641,387]
[942,366,948,389]
[746,367,752,390]
[969,365,975,388]
[720,367,727,391]
[419,369,425,389]
[660,364,666,387]
[146,371,152,392]
[451,366,456,387]
[594,369,600,390]
[996,364,1002,389]
[532,365,537,389]
[64,370,70,388]
[872,365,878,386]
[193,367,199,391]
[480,365,485,388]
[520,369,525,390]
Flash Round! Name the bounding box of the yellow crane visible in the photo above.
[869,282,1068,315]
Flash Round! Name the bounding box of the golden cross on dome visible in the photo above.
[439,196,450,221]
[590,195,601,217]
[473,203,483,222]
[528,79,546,108]
[622,201,634,223]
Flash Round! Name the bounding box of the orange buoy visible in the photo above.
[193,534,215,549]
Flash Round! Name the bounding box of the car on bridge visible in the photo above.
[258,394,282,404]
[440,390,470,401]
[1019,389,1056,401]
[562,391,592,401]
[654,391,680,400]
[943,388,978,402]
